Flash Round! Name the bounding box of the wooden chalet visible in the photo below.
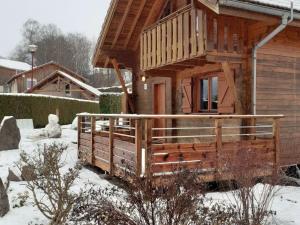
[26,70,101,101]
[6,61,100,101]
[0,58,31,92]
[78,0,300,181]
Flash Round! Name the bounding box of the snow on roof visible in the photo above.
[242,0,300,11]
[57,71,102,96]
[0,59,31,71]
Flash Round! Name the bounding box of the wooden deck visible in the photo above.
[77,114,283,182]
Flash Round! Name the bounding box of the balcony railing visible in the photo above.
[140,5,206,71]
[77,114,283,182]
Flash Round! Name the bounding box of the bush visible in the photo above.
[70,169,236,225]
[0,94,99,128]
[19,143,80,225]
[99,93,122,114]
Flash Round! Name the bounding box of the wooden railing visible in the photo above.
[140,5,247,71]
[77,114,283,182]
[140,5,206,71]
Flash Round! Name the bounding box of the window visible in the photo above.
[26,78,37,89]
[198,76,218,112]
[181,72,234,114]
[65,84,71,96]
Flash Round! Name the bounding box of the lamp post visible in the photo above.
[28,44,38,89]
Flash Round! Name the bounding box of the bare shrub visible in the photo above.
[223,147,279,225]
[19,143,80,225]
[69,168,236,225]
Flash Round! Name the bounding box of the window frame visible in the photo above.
[193,73,221,113]
[26,78,37,90]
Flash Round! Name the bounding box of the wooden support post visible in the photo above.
[215,119,222,179]
[91,116,96,164]
[145,119,153,177]
[273,118,280,173]
[135,119,142,177]
[111,58,135,113]
[249,117,256,140]
[109,118,115,175]
[77,116,81,159]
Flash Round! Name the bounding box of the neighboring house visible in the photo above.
[90,0,300,168]
[0,58,31,92]
[26,70,101,101]
[7,61,100,101]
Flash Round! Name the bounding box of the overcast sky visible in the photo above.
[0,0,111,58]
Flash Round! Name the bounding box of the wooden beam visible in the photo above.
[123,0,147,49]
[111,0,134,48]
[134,0,166,50]
[221,62,243,114]
[111,58,135,113]
[177,63,222,78]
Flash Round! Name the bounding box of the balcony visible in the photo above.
[77,114,282,182]
[140,5,246,71]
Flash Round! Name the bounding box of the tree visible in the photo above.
[10,19,92,76]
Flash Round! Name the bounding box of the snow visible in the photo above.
[0,59,31,72]
[248,0,300,11]
[1,126,300,224]
[56,71,102,96]
[0,93,98,104]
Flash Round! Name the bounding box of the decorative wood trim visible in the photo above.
[221,62,243,114]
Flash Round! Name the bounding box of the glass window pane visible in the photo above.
[200,79,209,111]
[211,77,218,111]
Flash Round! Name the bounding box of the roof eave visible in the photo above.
[92,0,118,67]
[219,0,300,20]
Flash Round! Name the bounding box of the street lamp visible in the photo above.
[28,44,38,89]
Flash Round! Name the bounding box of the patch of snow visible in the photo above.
[248,0,300,11]
[16,119,34,131]
[0,59,31,71]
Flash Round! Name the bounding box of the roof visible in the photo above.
[6,61,87,84]
[93,0,300,69]
[0,59,31,71]
[245,0,300,11]
[26,70,101,97]
[92,0,165,68]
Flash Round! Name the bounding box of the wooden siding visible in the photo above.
[255,27,300,165]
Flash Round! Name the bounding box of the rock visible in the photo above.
[21,165,36,181]
[0,178,9,217]
[71,116,78,130]
[7,168,21,182]
[0,116,21,151]
[42,114,62,138]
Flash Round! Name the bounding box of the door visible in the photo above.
[153,82,166,137]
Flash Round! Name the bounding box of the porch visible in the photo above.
[77,114,283,182]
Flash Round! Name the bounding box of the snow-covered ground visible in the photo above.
[0,126,300,224]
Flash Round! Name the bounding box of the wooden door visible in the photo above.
[153,83,166,137]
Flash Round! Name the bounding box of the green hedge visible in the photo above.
[0,94,99,128]
[99,94,122,114]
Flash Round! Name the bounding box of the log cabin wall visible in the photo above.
[250,24,300,166]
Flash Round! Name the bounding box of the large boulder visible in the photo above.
[0,116,21,151]
[0,178,9,217]
[41,114,62,138]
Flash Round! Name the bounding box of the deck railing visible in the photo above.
[77,114,283,182]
